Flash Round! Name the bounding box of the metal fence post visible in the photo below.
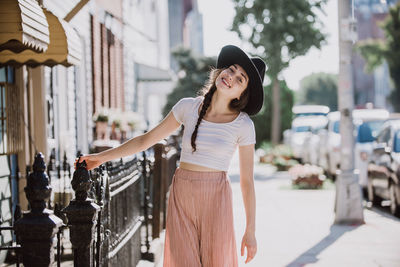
[141,150,154,261]
[63,157,100,267]
[152,142,164,239]
[15,153,63,267]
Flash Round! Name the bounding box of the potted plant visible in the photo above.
[110,119,121,140]
[93,109,110,140]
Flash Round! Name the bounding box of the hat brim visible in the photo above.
[216,45,264,116]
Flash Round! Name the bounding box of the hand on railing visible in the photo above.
[74,154,103,171]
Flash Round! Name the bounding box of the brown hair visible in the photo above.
[191,67,250,152]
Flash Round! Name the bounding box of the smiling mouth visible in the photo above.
[222,78,231,88]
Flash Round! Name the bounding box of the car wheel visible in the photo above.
[367,179,380,206]
[389,183,400,216]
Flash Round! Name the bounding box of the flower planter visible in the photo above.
[96,121,108,140]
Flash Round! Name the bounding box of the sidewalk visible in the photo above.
[231,163,400,267]
[141,151,400,267]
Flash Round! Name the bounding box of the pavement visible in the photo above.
[230,163,400,267]
[139,150,400,267]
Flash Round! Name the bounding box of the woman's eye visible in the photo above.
[229,67,233,72]
[238,78,242,83]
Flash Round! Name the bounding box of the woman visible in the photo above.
[76,45,266,266]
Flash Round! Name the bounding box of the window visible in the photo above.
[356,121,384,143]
[0,67,22,155]
[376,127,391,144]
[333,120,340,134]
[293,126,311,132]
[394,131,400,153]
[45,67,55,139]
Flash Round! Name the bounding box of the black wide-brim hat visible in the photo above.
[216,45,266,116]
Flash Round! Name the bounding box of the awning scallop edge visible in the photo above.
[0,8,82,67]
[0,0,50,53]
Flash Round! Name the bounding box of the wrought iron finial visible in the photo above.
[25,153,51,213]
[71,156,91,202]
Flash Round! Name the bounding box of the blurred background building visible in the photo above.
[168,0,204,72]
[353,0,400,110]
[0,0,203,214]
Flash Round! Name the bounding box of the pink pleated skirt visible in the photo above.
[163,167,238,267]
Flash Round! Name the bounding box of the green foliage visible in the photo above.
[296,72,338,111]
[162,47,216,117]
[252,80,294,147]
[112,120,121,129]
[356,3,400,112]
[230,0,328,143]
[95,114,108,123]
[356,39,386,72]
[230,0,328,77]
[258,143,298,170]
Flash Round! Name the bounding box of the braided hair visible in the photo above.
[191,68,250,152]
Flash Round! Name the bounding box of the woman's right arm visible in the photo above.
[76,111,181,170]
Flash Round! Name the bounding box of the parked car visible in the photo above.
[292,105,330,117]
[288,105,330,161]
[321,109,388,184]
[302,118,328,165]
[353,109,389,195]
[289,116,328,162]
[322,111,341,178]
[367,120,400,216]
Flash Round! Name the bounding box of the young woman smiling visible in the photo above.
[76,45,266,266]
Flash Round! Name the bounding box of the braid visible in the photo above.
[191,86,216,152]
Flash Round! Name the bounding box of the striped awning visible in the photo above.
[0,8,82,67]
[0,0,50,53]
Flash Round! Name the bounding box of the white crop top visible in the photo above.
[171,96,256,171]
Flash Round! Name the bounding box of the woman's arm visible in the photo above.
[76,111,181,170]
[238,144,257,263]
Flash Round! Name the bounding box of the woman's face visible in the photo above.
[215,64,249,101]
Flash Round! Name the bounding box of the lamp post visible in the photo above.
[334,0,364,224]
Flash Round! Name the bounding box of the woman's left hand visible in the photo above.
[241,230,257,263]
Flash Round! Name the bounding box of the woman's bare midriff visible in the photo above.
[179,161,222,172]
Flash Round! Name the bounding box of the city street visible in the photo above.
[141,150,400,267]
[229,155,400,267]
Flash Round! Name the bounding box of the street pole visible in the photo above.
[334,0,364,224]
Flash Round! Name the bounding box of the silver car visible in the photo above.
[322,109,389,188]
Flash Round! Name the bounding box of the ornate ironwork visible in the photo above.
[63,156,100,267]
[14,153,63,267]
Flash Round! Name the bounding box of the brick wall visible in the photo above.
[91,14,102,114]
[91,15,124,114]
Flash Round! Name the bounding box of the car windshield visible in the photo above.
[293,126,311,132]
[394,131,400,153]
[296,113,327,117]
[357,121,384,143]
[333,121,339,133]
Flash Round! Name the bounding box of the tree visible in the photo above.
[162,47,215,117]
[253,80,294,148]
[297,72,338,111]
[231,0,328,144]
[356,3,400,112]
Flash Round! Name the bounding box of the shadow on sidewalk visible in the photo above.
[285,223,360,267]
[369,205,400,222]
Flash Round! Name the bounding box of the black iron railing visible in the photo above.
[1,137,180,267]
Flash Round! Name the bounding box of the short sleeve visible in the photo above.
[171,97,193,124]
[237,116,256,146]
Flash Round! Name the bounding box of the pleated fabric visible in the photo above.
[163,167,238,267]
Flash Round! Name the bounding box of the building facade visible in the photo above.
[353,0,399,110]
[0,0,204,228]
